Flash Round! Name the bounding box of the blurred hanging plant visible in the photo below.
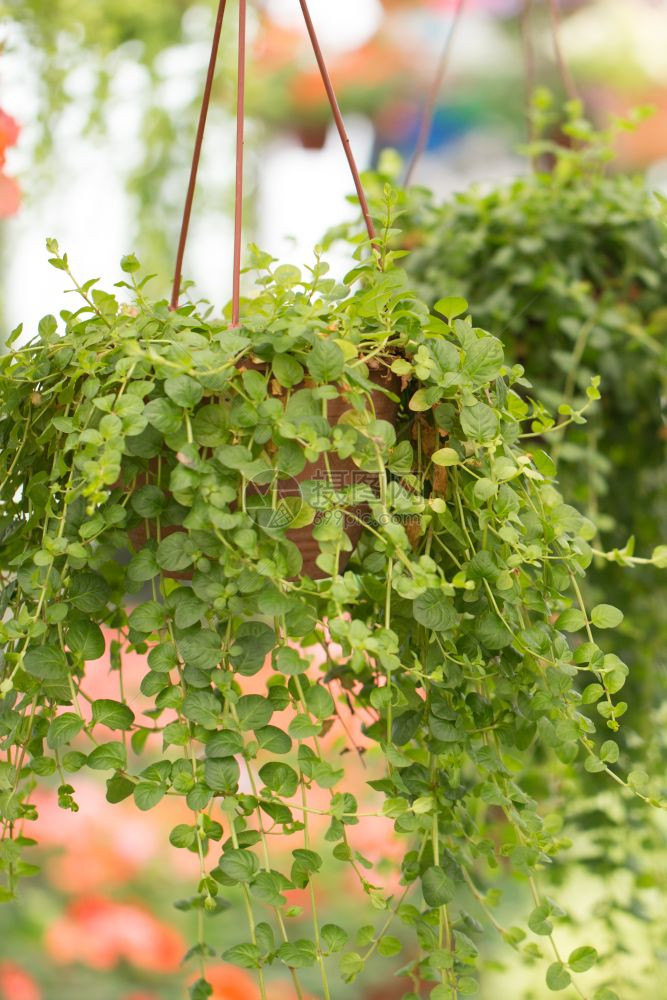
[387,94,667,728]
[1,197,664,999]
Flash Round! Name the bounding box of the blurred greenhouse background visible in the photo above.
[1,1,667,998]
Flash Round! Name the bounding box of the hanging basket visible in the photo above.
[120,0,400,580]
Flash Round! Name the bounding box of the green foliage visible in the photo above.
[0,216,661,999]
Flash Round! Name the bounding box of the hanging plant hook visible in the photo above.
[548,0,579,103]
[171,0,379,317]
[230,0,247,328]
[171,0,228,310]
[297,0,379,257]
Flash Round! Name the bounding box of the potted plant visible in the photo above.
[383,98,667,739]
[0,202,657,1000]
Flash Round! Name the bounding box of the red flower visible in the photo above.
[0,110,19,153]
[0,173,20,217]
[0,962,41,1000]
[45,896,184,972]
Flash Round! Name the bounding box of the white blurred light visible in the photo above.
[264,0,383,52]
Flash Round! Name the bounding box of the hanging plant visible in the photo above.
[393,97,667,744]
[0,211,660,1000]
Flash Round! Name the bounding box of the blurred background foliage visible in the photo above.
[1,1,667,998]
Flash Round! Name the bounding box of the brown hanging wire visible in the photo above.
[297,0,378,254]
[170,0,377,319]
[547,0,578,102]
[521,0,536,146]
[230,0,247,328]
[404,0,466,188]
[170,0,228,310]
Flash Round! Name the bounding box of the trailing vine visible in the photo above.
[1,208,663,999]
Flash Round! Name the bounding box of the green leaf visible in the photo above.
[206,730,244,758]
[127,547,160,582]
[66,620,105,660]
[254,726,292,754]
[164,374,204,409]
[409,386,440,412]
[47,712,85,748]
[305,685,335,719]
[236,695,273,730]
[430,987,455,1000]
[391,710,422,746]
[23,645,68,681]
[259,762,299,797]
[128,600,165,633]
[277,939,318,968]
[273,646,309,676]
[377,935,402,957]
[222,943,262,969]
[218,849,259,883]
[413,590,456,632]
[462,336,504,386]
[192,404,228,446]
[556,609,587,632]
[87,742,127,771]
[251,870,292,906]
[321,924,348,953]
[145,398,182,436]
[307,339,345,382]
[134,782,166,811]
[289,714,321,739]
[527,903,553,935]
[120,253,140,273]
[434,296,468,321]
[68,572,110,613]
[91,699,135,731]
[421,866,455,907]
[178,630,221,670]
[172,590,207,629]
[599,740,619,764]
[156,533,195,572]
[546,962,571,991]
[431,447,460,467]
[190,979,213,1000]
[339,951,364,983]
[591,604,624,629]
[460,402,498,442]
[230,622,276,676]
[568,946,598,972]
[273,355,304,388]
[131,485,166,518]
[204,756,240,792]
[651,544,667,568]
[182,691,222,730]
[106,774,135,804]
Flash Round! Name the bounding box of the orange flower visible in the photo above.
[199,966,317,1000]
[0,962,41,1000]
[45,896,184,972]
[203,965,261,1000]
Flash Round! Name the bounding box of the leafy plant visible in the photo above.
[0,214,661,1000]
[392,98,667,734]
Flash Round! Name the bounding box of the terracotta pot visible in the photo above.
[293,122,328,150]
[280,367,400,578]
[122,367,401,580]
